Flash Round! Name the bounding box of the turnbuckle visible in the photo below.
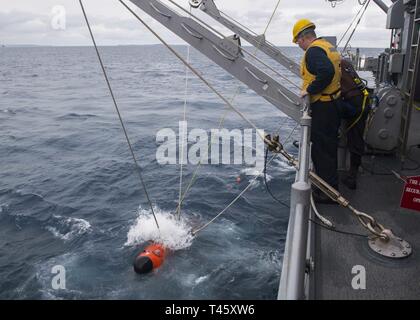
[265,134,283,153]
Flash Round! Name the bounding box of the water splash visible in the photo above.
[239,168,272,188]
[46,215,91,241]
[272,158,295,175]
[125,206,194,251]
[194,275,209,285]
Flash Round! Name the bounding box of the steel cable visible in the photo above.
[79,0,161,231]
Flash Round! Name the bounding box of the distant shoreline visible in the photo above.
[2,44,386,50]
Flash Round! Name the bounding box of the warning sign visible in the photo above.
[400,176,420,212]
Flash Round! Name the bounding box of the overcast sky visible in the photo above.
[0,0,394,47]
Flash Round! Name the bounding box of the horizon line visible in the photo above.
[2,43,387,49]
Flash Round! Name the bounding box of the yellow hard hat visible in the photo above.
[292,19,316,43]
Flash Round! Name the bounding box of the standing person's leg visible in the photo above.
[324,100,340,189]
[311,102,327,181]
[311,100,340,198]
[344,95,367,189]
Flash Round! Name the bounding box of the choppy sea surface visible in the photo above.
[0,45,382,299]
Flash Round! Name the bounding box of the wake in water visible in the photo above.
[46,215,91,242]
[125,206,194,251]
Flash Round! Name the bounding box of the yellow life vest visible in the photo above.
[301,38,342,103]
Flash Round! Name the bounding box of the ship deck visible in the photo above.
[313,147,420,299]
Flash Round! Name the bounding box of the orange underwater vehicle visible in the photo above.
[133,243,166,274]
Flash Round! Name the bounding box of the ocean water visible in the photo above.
[0,45,382,299]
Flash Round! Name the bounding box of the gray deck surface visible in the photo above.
[314,148,420,299]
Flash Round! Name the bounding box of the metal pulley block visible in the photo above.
[368,229,412,258]
[189,0,202,8]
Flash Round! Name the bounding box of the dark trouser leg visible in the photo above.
[342,95,369,189]
[346,95,368,177]
[310,100,340,189]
